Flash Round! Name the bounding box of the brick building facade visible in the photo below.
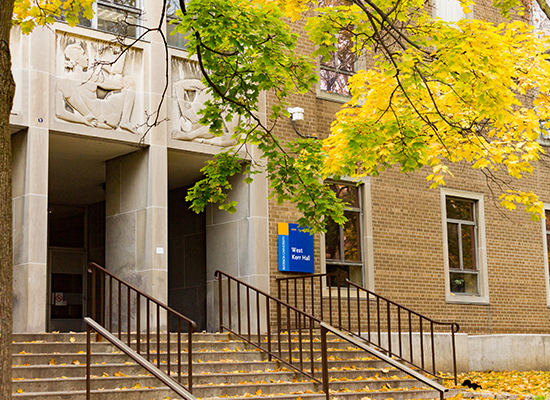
[8,0,550,341]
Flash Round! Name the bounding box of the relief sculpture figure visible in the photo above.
[56,43,136,132]
[172,77,238,147]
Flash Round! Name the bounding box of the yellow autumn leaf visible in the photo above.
[69,337,76,343]
[49,359,57,365]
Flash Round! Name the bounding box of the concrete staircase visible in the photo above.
[12,332,444,400]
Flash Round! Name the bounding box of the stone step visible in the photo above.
[13,362,408,383]
[13,348,384,368]
[12,373,427,397]
[12,332,442,400]
[13,387,442,400]
[13,357,394,381]
[12,338,365,354]
[13,332,232,343]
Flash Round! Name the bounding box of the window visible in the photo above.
[433,0,468,22]
[446,197,478,294]
[74,0,141,38]
[542,208,550,306]
[318,0,356,96]
[166,0,189,49]
[441,189,489,303]
[325,182,363,286]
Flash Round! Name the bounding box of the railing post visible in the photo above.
[452,325,458,385]
[91,265,96,321]
[321,325,329,400]
[218,273,223,332]
[266,297,272,361]
[86,323,91,400]
[188,329,193,393]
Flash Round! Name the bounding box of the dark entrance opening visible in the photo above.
[168,186,207,331]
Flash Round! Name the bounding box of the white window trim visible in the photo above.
[542,204,550,307]
[320,177,374,298]
[432,0,473,21]
[441,188,489,305]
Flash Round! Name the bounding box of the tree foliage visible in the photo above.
[181,0,550,226]
[13,0,93,32]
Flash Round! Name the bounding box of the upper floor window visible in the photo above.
[433,0,467,22]
[166,0,189,49]
[325,182,363,286]
[74,0,141,38]
[318,0,356,96]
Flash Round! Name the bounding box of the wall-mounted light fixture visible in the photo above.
[288,107,317,139]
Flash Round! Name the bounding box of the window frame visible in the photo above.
[315,0,361,102]
[70,0,142,38]
[441,188,489,304]
[320,177,374,296]
[542,205,550,307]
[432,0,472,22]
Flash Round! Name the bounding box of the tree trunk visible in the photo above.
[0,0,15,399]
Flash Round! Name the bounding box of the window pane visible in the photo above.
[547,233,550,270]
[450,272,478,294]
[320,31,355,73]
[326,264,347,287]
[546,210,550,232]
[343,211,361,261]
[348,264,362,286]
[113,0,136,7]
[447,222,459,269]
[325,218,341,261]
[98,4,138,37]
[167,22,189,48]
[320,69,350,96]
[329,184,358,207]
[462,224,477,270]
[326,264,362,287]
[446,198,474,221]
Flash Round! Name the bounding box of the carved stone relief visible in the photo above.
[55,34,141,132]
[171,58,238,147]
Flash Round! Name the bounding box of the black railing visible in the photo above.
[276,272,459,384]
[85,317,196,400]
[88,262,197,391]
[215,270,449,400]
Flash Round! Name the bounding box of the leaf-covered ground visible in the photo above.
[445,371,550,397]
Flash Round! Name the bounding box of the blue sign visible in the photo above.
[278,223,314,273]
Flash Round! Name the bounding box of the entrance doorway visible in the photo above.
[47,205,87,332]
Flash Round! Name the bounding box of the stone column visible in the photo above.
[12,128,49,333]
[205,170,270,332]
[105,147,168,303]
[12,27,51,333]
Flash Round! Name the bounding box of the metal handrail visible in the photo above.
[215,270,321,382]
[320,322,448,400]
[276,272,459,384]
[215,270,447,400]
[88,262,197,391]
[85,317,197,400]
